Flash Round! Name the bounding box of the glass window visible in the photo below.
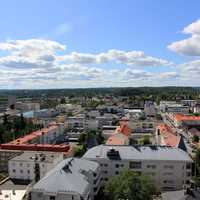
[129,161,141,169]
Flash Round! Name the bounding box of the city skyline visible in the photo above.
[0,0,200,89]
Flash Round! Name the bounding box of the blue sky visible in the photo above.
[0,0,200,88]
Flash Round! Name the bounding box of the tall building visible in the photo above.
[83,145,192,191]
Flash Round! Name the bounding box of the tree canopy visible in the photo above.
[104,169,158,200]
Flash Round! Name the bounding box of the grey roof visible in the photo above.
[32,158,99,196]
[83,145,192,162]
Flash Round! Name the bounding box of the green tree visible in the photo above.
[141,135,151,145]
[104,170,157,200]
[193,135,199,143]
[60,97,66,104]
[96,131,104,144]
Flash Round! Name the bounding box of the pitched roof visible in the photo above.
[33,158,99,195]
[83,145,192,162]
[174,114,200,122]
[158,124,181,148]
[106,133,128,145]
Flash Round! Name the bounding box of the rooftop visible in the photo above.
[158,124,181,147]
[32,158,99,196]
[83,145,192,162]
[106,133,128,145]
[174,114,200,122]
[9,125,58,145]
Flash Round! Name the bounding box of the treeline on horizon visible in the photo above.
[0,87,200,102]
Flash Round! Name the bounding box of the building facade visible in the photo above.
[83,145,192,191]
[9,151,63,182]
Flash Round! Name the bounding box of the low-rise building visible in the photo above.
[83,145,192,191]
[31,158,101,200]
[9,151,63,183]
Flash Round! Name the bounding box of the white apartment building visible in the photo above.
[160,101,189,114]
[83,145,192,191]
[31,158,101,200]
[9,151,63,182]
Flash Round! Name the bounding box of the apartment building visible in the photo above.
[83,145,192,191]
[167,113,200,128]
[9,151,63,183]
[31,158,101,200]
[144,101,156,117]
[160,101,189,113]
[0,149,22,172]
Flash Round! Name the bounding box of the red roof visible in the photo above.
[0,143,70,152]
[0,124,71,154]
[106,134,128,145]
[158,124,180,147]
[174,114,200,122]
[9,125,58,145]
[117,121,131,136]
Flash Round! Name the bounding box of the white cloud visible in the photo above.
[183,19,200,35]
[59,49,172,67]
[0,38,178,88]
[168,19,200,56]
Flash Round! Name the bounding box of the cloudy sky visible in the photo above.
[1,0,200,89]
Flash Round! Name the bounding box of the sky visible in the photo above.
[1,0,200,89]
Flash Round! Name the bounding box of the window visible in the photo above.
[163,180,174,184]
[27,170,30,174]
[20,169,23,173]
[186,163,191,170]
[104,171,108,174]
[187,172,191,176]
[186,180,190,184]
[115,164,119,168]
[104,164,108,167]
[115,171,119,175]
[163,172,173,176]
[129,161,141,169]
[94,187,98,192]
[164,165,174,169]
[104,178,108,181]
[49,196,55,200]
[12,169,16,173]
[20,163,23,167]
[147,164,156,169]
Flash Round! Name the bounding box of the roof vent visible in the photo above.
[107,148,121,160]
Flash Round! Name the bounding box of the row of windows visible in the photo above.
[12,169,30,174]
[100,162,190,173]
[11,163,46,168]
